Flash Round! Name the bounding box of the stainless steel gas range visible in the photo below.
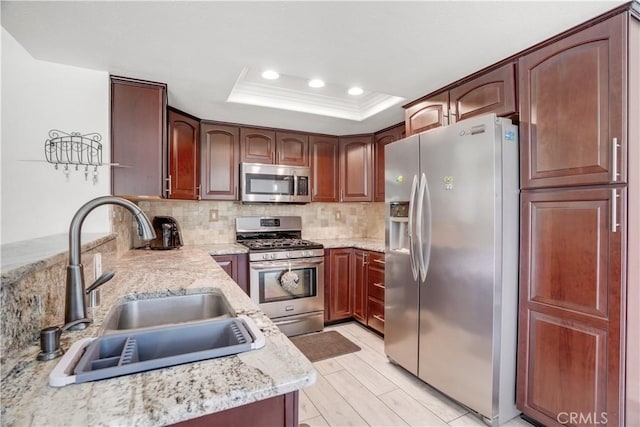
[236,216,324,337]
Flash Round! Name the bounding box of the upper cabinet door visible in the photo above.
[111,76,167,197]
[200,123,240,200]
[374,124,405,202]
[310,135,339,202]
[340,135,373,202]
[168,109,200,200]
[276,132,309,166]
[449,62,517,123]
[519,14,625,189]
[240,128,276,164]
[404,92,449,136]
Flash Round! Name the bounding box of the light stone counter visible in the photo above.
[1,233,116,283]
[317,238,385,253]
[199,242,249,256]
[0,247,315,426]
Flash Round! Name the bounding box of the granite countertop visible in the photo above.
[317,238,385,253]
[1,247,315,426]
[1,233,116,283]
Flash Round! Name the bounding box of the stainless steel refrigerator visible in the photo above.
[384,113,520,425]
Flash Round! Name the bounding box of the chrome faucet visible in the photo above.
[65,196,156,330]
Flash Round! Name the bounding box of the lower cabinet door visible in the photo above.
[327,248,353,321]
[212,254,249,295]
[171,391,298,427]
[517,187,625,426]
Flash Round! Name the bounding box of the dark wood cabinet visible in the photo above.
[352,251,367,323]
[404,91,449,136]
[200,123,240,200]
[518,187,625,426]
[366,252,385,334]
[240,128,276,164]
[519,14,625,189]
[310,135,340,202]
[172,391,298,427]
[276,132,309,166]
[339,135,373,202]
[110,76,167,197]
[373,123,405,202]
[325,248,353,321]
[325,248,384,333]
[168,108,200,200]
[212,254,249,295]
[516,10,637,426]
[404,62,516,137]
[449,62,517,123]
[240,128,310,167]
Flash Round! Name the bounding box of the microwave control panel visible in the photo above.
[297,176,309,196]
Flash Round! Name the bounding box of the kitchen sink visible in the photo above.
[101,291,233,332]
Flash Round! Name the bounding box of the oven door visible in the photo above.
[249,257,324,319]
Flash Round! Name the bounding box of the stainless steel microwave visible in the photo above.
[240,162,311,204]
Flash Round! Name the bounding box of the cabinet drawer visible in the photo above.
[367,298,385,334]
[368,270,385,301]
[367,252,385,267]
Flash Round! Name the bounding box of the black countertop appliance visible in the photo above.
[149,216,183,250]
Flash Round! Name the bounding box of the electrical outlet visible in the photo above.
[93,253,102,279]
[209,209,219,222]
[335,211,342,220]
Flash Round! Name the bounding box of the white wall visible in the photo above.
[1,27,111,244]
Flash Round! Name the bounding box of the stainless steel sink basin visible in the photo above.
[102,291,233,332]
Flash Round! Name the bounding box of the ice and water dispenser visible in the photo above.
[388,202,411,253]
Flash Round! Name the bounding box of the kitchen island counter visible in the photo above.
[1,246,315,426]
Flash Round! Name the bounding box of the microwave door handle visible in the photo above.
[293,174,298,197]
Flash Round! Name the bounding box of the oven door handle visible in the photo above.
[250,258,324,269]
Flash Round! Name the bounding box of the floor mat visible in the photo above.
[290,330,361,362]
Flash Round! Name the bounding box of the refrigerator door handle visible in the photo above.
[408,174,419,281]
[416,173,425,280]
[416,173,432,282]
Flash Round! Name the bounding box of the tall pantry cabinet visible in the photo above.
[517,7,639,427]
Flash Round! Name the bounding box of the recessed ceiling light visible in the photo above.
[308,79,325,88]
[348,87,364,96]
[261,70,280,80]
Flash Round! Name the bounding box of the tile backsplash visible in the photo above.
[136,200,385,245]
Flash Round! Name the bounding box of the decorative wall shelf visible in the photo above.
[44,129,103,167]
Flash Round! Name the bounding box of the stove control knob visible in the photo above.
[262,254,268,260]
[286,252,292,258]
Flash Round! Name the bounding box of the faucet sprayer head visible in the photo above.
[134,211,156,240]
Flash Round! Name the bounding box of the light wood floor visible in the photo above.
[298,322,532,427]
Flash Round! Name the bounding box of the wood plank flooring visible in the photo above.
[299,322,532,427]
